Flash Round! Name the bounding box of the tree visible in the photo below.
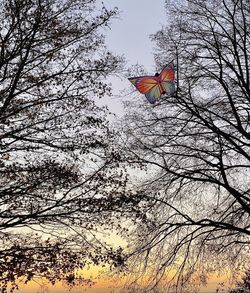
[0,0,128,291]
[229,270,250,293]
[120,0,250,291]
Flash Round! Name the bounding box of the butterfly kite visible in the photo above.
[128,63,175,104]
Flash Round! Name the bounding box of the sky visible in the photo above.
[18,2,230,293]
[103,0,167,70]
[98,0,168,115]
[88,3,228,292]
[17,3,167,293]
[19,3,166,292]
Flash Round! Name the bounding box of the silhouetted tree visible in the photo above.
[121,0,250,291]
[229,270,250,293]
[0,0,128,291]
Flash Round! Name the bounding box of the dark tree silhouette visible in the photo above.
[120,0,250,291]
[229,270,250,293]
[0,0,128,291]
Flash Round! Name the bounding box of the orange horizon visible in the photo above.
[16,269,232,293]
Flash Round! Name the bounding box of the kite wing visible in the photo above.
[128,76,161,104]
[144,84,162,104]
[159,63,175,95]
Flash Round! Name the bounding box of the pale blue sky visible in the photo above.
[103,0,167,71]
[98,1,168,114]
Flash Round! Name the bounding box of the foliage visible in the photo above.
[121,0,250,291]
[0,0,129,291]
[229,270,250,293]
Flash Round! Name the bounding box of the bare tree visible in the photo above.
[120,0,250,291]
[0,0,130,291]
[229,270,250,293]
